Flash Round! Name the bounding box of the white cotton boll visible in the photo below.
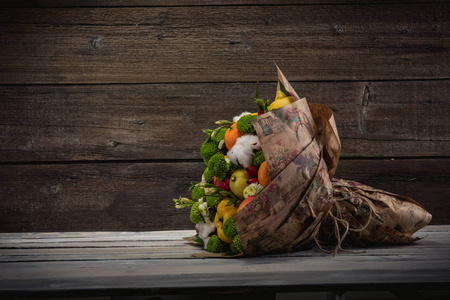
[227,135,261,168]
[195,222,216,249]
[233,112,252,123]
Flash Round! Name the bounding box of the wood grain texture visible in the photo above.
[0,227,447,262]
[1,0,446,8]
[0,4,448,84]
[1,80,448,162]
[0,1,448,235]
[0,158,447,232]
[0,226,449,298]
[0,227,448,264]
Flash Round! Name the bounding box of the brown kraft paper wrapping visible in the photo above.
[233,69,335,256]
[319,178,433,249]
[188,67,432,257]
[233,67,431,256]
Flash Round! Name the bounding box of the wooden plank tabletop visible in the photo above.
[0,225,449,298]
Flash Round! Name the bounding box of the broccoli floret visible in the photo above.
[190,202,204,224]
[230,235,243,254]
[201,138,219,164]
[191,186,205,200]
[211,127,227,143]
[223,217,238,240]
[252,150,265,168]
[236,114,257,134]
[206,235,225,253]
[208,152,229,181]
[203,167,213,182]
[205,195,222,209]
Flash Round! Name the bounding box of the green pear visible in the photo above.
[229,168,250,199]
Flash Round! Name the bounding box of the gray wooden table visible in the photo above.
[0,226,449,300]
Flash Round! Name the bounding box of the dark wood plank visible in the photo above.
[0,158,447,232]
[0,227,448,298]
[1,80,448,162]
[0,4,448,84]
[0,162,198,232]
[0,0,446,8]
[335,80,450,158]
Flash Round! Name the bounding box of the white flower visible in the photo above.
[243,183,264,198]
[198,202,211,223]
[243,188,249,199]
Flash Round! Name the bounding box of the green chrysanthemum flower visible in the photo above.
[236,114,257,134]
[223,217,238,240]
[191,186,205,200]
[206,235,225,253]
[208,152,229,181]
[200,138,219,164]
[203,167,213,182]
[252,150,265,168]
[230,235,243,254]
[190,202,203,224]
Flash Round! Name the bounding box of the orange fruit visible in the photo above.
[224,123,244,150]
[258,161,271,187]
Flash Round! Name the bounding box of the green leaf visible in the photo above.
[210,126,222,138]
[202,129,213,136]
[215,120,234,126]
[255,97,271,113]
[279,80,290,97]
[188,181,200,191]
[255,81,260,99]
[192,234,204,245]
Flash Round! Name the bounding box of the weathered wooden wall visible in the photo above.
[0,0,449,232]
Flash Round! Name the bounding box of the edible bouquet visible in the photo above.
[174,67,432,257]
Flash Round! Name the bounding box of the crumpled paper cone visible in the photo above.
[319,178,433,248]
[233,67,338,256]
[308,103,341,179]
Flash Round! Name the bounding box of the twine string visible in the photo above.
[314,192,376,256]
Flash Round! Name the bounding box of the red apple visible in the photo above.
[237,196,256,212]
